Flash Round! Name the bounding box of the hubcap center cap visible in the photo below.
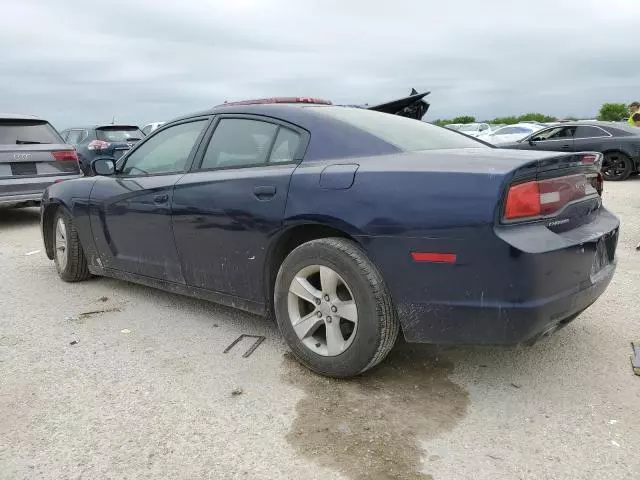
[317,301,333,318]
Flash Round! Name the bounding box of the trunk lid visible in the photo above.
[0,143,80,179]
[95,125,143,160]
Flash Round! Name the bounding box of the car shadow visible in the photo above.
[0,207,40,229]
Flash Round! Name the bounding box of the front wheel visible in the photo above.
[602,152,633,181]
[53,210,92,282]
[274,238,399,378]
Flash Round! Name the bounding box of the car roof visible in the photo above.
[165,103,338,129]
[536,121,640,136]
[65,124,141,130]
[0,113,43,120]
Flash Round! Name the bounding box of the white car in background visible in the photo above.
[477,123,544,145]
[141,122,165,135]
[456,122,491,137]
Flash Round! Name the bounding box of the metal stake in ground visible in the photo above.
[223,334,266,358]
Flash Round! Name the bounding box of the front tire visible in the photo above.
[602,152,632,181]
[53,210,91,282]
[274,238,399,378]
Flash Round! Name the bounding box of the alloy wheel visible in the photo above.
[287,265,358,357]
[55,217,68,271]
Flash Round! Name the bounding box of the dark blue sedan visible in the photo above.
[40,98,619,378]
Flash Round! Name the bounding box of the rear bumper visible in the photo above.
[397,262,615,344]
[0,174,82,206]
[362,207,619,345]
[0,192,43,206]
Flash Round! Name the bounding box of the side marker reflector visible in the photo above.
[411,252,457,264]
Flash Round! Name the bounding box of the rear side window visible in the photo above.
[200,119,278,169]
[574,126,609,139]
[0,120,63,145]
[269,128,301,163]
[97,127,144,142]
[66,129,88,145]
[314,107,486,151]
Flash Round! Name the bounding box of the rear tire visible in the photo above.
[53,209,92,282]
[602,152,632,181]
[274,238,399,378]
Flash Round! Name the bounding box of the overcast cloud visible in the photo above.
[1,0,639,127]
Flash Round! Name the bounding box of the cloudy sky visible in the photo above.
[2,0,639,128]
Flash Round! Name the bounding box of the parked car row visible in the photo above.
[38,96,619,378]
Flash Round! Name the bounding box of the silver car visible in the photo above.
[0,113,81,208]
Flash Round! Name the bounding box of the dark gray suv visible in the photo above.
[0,114,81,208]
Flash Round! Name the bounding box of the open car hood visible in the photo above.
[367,89,430,120]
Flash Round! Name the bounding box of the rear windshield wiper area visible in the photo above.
[16,140,46,144]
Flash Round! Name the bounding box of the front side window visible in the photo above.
[200,119,279,169]
[531,126,576,141]
[120,120,208,176]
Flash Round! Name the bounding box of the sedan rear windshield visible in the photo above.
[314,107,487,151]
[0,120,64,145]
[96,127,144,142]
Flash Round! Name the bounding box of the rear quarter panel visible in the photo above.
[284,151,510,309]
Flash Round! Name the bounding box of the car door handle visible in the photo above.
[254,185,276,199]
[153,194,169,204]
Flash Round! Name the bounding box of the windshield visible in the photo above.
[96,127,144,142]
[458,124,479,132]
[315,107,486,151]
[0,119,63,144]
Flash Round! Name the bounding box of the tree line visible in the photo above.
[432,103,632,126]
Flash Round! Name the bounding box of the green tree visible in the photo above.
[452,115,475,124]
[491,116,519,125]
[597,103,628,121]
[517,112,556,123]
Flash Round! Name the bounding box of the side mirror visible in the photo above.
[92,157,116,176]
[528,137,537,145]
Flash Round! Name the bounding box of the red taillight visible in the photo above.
[581,154,598,165]
[51,150,78,162]
[88,140,110,151]
[504,182,540,220]
[504,174,600,221]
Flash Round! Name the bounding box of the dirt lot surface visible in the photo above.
[1,179,639,480]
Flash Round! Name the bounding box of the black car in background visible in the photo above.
[60,125,144,175]
[499,122,640,181]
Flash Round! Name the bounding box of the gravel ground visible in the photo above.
[1,178,639,480]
